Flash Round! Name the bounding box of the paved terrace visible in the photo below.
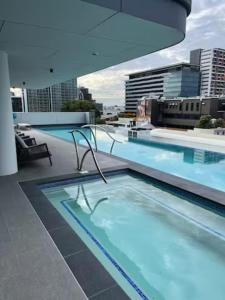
[0,129,127,300]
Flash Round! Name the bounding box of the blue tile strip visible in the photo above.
[61,200,151,300]
[39,170,128,190]
[39,176,100,189]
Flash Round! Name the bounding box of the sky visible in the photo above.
[78,0,225,107]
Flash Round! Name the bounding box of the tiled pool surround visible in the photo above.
[37,128,225,207]
[20,167,225,300]
[39,126,225,193]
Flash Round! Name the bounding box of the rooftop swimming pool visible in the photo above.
[41,171,225,300]
[41,127,225,193]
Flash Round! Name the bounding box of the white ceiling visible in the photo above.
[0,0,186,88]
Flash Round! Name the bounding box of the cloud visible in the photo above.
[158,47,187,64]
[79,1,225,106]
[186,1,225,33]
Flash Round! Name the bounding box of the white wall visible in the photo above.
[191,128,215,134]
[14,112,89,126]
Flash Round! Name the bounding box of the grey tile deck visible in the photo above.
[0,129,127,300]
[50,225,88,257]
[65,250,117,298]
[89,285,130,300]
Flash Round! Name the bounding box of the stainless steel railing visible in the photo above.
[70,129,107,183]
[75,184,108,214]
[81,124,122,154]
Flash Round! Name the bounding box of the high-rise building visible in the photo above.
[26,88,51,112]
[190,48,225,97]
[51,79,78,111]
[11,96,23,112]
[125,63,200,112]
[25,78,77,112]
[77,87,93,101]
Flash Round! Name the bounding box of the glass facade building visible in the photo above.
[125,63,200,112]
[26,78,77,112]
[164,68,200,98]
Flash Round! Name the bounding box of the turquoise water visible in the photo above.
[42,173,225,300]
[41,127,225,192]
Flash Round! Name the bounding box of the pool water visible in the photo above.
[42,173,225,300]
[41,127,225,192]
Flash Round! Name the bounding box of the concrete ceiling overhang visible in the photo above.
[0,0,191,88]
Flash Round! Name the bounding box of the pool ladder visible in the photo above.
[70,124,122,184]
[75,184,108,214]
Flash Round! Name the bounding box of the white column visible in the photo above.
[22,88,28,112]
[0,51,18,176]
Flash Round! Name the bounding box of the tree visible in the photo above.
[61,100,101,122]
[214,118,225,128]
[196,115,213,129]
[61,100,96,112]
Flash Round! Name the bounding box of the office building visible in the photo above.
[78,87,93,101]
[95,102,103,114]
[25,78,77,112]
[125,63,200,112]
[51,79,78,111]
[145,96,225,128]
[11,96,23,112]
[190,48,225,97]
[26,88,51,112]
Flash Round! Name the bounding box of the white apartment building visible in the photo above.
[191,48,225,97]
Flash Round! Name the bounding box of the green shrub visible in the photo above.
[61,100,102,124]
[214,118,225,128]
[196,115,213,129]
[61,100,96,112]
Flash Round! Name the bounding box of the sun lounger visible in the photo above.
[15,134,52,166]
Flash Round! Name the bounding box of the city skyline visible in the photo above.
[78,0,225,106]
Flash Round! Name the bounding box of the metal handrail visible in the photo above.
[70,129,80,170]
[83,126,98,151]
[74,185,108,215]
[82,124,122,154]
[70,129,107,183]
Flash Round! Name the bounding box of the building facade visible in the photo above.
[190,48,225,97]
[51,79,78,112]
[26,88,51,112]
[125,63,200,112]
[77,87,93,101]
[11,96,23,112]
[25,78,77,112]
[147,96,225,128]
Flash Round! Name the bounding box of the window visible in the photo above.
[196,102,200,111]
[185,103,189,111]
[191,103,194,111]
[179,103,183,111]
